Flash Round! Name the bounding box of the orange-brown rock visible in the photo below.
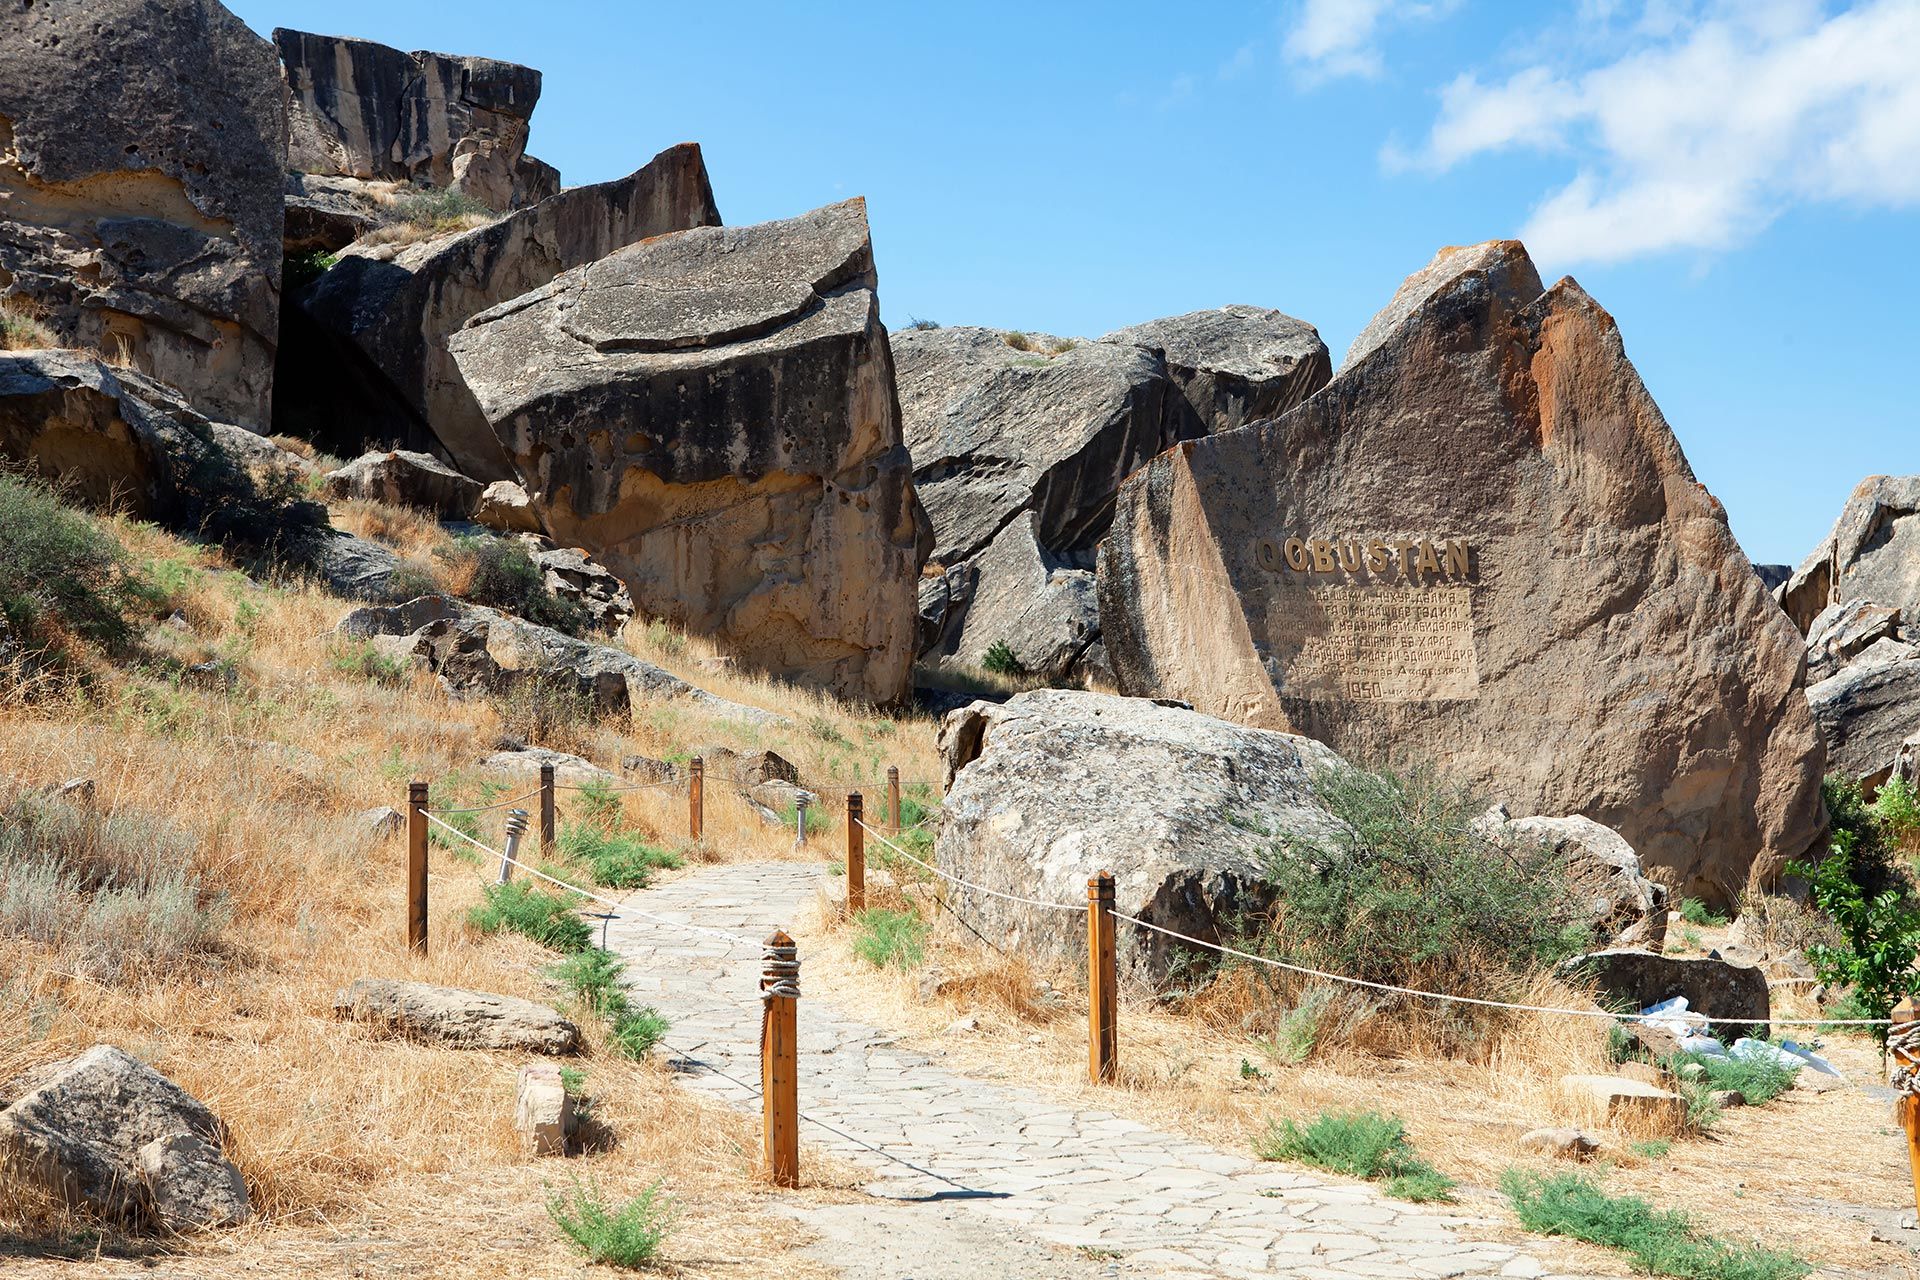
[1098,241,1825,906]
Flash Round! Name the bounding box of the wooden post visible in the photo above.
[539,763,556,856]
[887,765,901,834]
[689,756,704,843]
[761,929,800,1187]
[845,792,865,915]
[1087,871,1117,1084]
[1893,997,1920,1216]
[406,781,429,955]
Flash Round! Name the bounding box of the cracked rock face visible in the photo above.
[1781,475,1920,635]
[0,0,286,429]
[1098,240,1825,906]
[895,312,1328,680]
[450,198,925,705]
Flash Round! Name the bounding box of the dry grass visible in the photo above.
[1,294,56,351]
[802,886,1914,1275]
[0,513,887,1276]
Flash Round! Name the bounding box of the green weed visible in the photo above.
[1253,1110,1455,1202]
[851,907,928,970]
[469,880,591,952]
[545,1176,674,1267]
[1678,898,1729,927]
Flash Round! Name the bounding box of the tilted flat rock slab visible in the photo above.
[1781,475,1920,635]
[333,978,580,1054]
[0,0,285,428]
[1808,648,1920,785]
[1099,240,1825,905]
[451,198,923,704]
[601,860,1629,1280]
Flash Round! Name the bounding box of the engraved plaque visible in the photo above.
[1267,585,1479,702]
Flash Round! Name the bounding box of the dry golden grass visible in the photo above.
[0,516,887,1276]
[803,886,1916,1275]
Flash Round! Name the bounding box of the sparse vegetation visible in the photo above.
[0,472,149,656]
[391,185,496,231]
[1503,1169,1810,1280]
[545,1176,675,1267]
[1668,1048,1798,1108]
[281,249,339,292]
[1677,897,1729,927]
[981,639,1025,676]
[437,535,591,635]
[1001,330,1035,352]
[851,906,929,970]
[558,820,683,890]
[492,673,601,754]
[0,295,55,350]
[1254,1110,1455,1202]
[329,638,413,685]
[545,946,670,1060]
[468,879,593,952]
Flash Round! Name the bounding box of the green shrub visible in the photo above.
[329,639,411,685]
[1629,1139,1672,1160]
[1262,988,1333,1065]
[282,249,338,291]
[0,472,146,652]
[1788,776,1920,1041]
[1255,765,1585,996]
[392,186,496,229]
[1677,898,1728,927]
[851,907,928,970]
[1001,330,1035,352]
[545,1176,675,1267]
[558,822,682,890]
[1,296,54,350]
[981,639,1025,676]
[545,947,669,1060]
[1254,1110,1454,1202]
[1502,1169,1809,1280]
[439,536,590,635]
[1871,775,1920,849]
[609,1006,670,1059]
[469,880,591,952]
[1667,1049,1798,1107]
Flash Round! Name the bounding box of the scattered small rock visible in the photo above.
[1559,1074,1687,1127]
[1710,1089,1747,1109]
[514,1064,577,1156]
[356,806,405,841]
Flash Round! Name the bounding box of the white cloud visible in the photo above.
[1401,0,1920,265]
[1284,0,1455,80]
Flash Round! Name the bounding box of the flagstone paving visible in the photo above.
[606,862,1625,1280]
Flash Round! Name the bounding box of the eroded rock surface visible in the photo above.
[936,689,1351,987]
[0,0,286,428]
[1808,646,1920,786]
[324,448,482,516]
[1781,476,1920,634]
[1101,305,1330,436]
[334,978,580,1053]
[1098,241,1824,905]
[1560,950,1770,1037]
[451,198,924,703]
[293,143,721,480]
[275,28,556,211]
[0,1045,249,1230]
[1482,808,1668,950]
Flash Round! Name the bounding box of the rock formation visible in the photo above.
[0,1045,250,1230]
[323,448,482,517]
[0,0,286,428]
[1479,808,1668,950]
[1098,241,1825,906]
[333,979,580,1053]
[1780,476,1920,634]
[936,689,1352,986]
[896,312,1329,680]
[275,29,557,213]
[450,198,925,704]
[288,143,721,480]
[1808,647,1920,787]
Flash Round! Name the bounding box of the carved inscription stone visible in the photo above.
[1097,239,1827,906]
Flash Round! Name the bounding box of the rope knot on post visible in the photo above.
[761,936,802,1003]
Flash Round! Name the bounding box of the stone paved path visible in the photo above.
[607,862,1622,1280]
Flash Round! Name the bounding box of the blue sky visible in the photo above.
[232,0,1918,566]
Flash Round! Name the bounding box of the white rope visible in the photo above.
[1111,910,1892,1027]
[854,819,1081,914]
[429,788,542,815]
[422,810,755,948]
[556,779,682,795]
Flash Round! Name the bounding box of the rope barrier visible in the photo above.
[554,779,683,795]
[422,810,755,949]
[852,820,1887,1027]
[427,788,543,815]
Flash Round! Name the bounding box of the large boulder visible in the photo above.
[333,979,580,1053]
[1097,241,1825,907]
[1805,597,1903,683]
[275,29,557,212]
[0,1045,249,1230]
[1808,645,1920,786]
[450,198,924,704]
[1494,812,1668,950]
[0,0,286,428]
[1100,304,1331,436]
[896,313,1330,681]
[323,448,483,517]
[1781,476,1920,635]
[1560,950,1771,1038]
[290,143,721,481]
[936,689,1351,987]
[336,594,782,726]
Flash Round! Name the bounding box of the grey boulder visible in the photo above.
[1806,597,1903,683]
[1484,809,1668,950]
[1560,950,1771,1038]
[1781,476,1920,635]
[334,978,580,1053]
[936,689,1351,988]
[1808,645,1920,786]
[324,449,483,517]
[1100,304,1331,435]
[0,1045,249,1230]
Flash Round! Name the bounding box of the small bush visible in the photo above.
[904,317,941,330]
[1629,1139,1672,1160]
[282,249,338,292]
[981,639,1025,676]
[1254,1110,1454,1202]
[609,1006,670,1059]
[1001,330,1035,352]
[1255,765,1585,997]
[558,822,683,890]
[391,186,496,230]
[1872,775,1920,850]
[545,947,669,1060]
[546,1177,675,1268]
[330,639,411,685]
[1262,988,1333,1065]
[1502,1169,1809,1280]
[1677,898,1728,927]
[1,295,55,350]
[438,537,590,635]
[1668,1049,1798,1107]
[469,879,592,952]
[492,673,600,752]
[0,472,147,653]
[851,907,928,970]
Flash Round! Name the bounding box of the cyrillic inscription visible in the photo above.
[1273,586,1478,701]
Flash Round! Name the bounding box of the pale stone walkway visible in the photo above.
[606,863,1621,1280]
